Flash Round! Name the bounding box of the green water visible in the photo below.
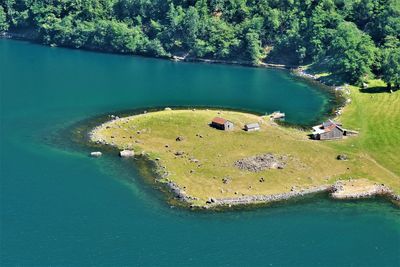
[1,39,399,266]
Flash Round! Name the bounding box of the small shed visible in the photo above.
[244,123,260,131]
[211,117,234,131]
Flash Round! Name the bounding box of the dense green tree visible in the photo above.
[381,47,400,88]
[328,22,376,83]
[244,30,265,64]
[0,6,8,31]
[2,0,399,85]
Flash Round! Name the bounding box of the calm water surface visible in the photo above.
[1,39,399,266]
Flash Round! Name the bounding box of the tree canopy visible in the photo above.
[382,47,400,88]
[1,0,399,84]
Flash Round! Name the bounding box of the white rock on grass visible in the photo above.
[119,150,135,157]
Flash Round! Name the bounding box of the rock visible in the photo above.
[176,136,184,142]
[90,151,102,157]
[337,154,348,160]
[259,177,265,183]
[174,151,184,156]
[234,153,287,172]
[119,150,135,157]
[190,158,199,163]
[165,144,169,148]
[164,107,172,111]
[222,177,232,184]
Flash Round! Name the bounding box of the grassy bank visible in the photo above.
[331,80,400,191]
[90,91,400,205]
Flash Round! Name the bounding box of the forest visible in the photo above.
[1,0,399,86]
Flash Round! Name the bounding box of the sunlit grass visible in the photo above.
[91,98,400,203]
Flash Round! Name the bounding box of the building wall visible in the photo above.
[320,127,343,140]
[224,121,234,130]
[211,122,225,130]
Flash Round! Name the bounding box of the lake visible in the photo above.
[0,39,399,266]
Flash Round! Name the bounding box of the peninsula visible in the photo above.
[90,83,400,208]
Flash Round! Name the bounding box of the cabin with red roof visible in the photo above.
[211,117,234,131]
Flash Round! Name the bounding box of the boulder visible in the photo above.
[119,150,135,157]
[90,151,102,157]
[222,177,232,184]
[190,158,199,163]
[176,136,184,142]
[164,107,172,111]
[174,151,184,156]
[337,154,348,160]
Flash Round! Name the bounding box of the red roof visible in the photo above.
[212,117,227,125]
[324,124,337,132]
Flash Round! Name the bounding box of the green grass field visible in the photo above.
[332,80,400,191]
[90,84,400,204]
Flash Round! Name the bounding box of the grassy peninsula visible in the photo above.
[90,84,400,207]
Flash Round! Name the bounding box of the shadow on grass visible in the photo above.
[360,86,392,94]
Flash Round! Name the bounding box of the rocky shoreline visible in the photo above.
[331,180,400,201]
[203,182,400,208]
[172,56,294,69]
[294,68,351,118]
[207,185,331,208]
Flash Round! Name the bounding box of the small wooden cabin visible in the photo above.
[244,123,260,131]
[211,117,234,131]
[312,120,346,140]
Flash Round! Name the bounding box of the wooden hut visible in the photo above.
[312,120,346,140]
[211,117,234,131]
[244,123,260,131]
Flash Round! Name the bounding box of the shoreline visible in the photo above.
[1,31,294,69]
[5,35,394,209]
[1,33,347,124]
[5,34,351,121]
[156,159,400,209]
[88,110,400,209]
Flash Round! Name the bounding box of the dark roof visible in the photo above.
[323,119,342,128]
[324,124,337,132]
[212,117,227,125]
[324,124,345,133]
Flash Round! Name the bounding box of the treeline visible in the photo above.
[1,0,399,86]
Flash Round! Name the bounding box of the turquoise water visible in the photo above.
[1,39,399,266]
